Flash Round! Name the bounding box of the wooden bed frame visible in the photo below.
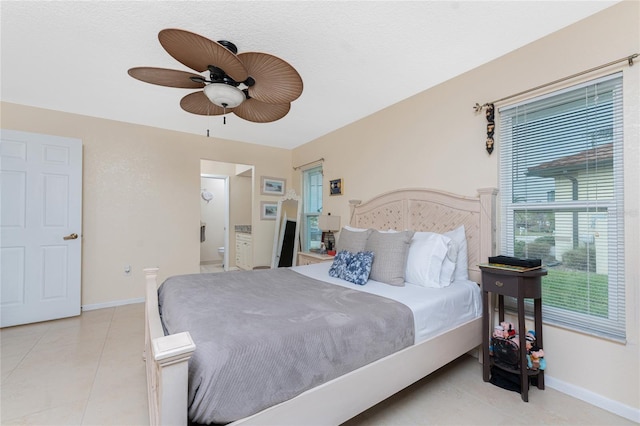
[143,187,497,425]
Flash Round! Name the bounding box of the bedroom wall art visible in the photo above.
[260,201,278,220]
[485,103,495,154]
[329,178,343,196]
[261,176,286,195]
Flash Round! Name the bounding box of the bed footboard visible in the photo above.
[144,268,195,426]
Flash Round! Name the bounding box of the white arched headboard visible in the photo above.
[349,188,497,283]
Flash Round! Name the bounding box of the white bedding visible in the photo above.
[292,262,482,344]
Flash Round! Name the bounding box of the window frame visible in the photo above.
[498,73,625,341]
[301,165,323,252]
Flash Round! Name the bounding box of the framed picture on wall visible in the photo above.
[329,178,343,196]
[261,176,286,196]
[260,201,278,220]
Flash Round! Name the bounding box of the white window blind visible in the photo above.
[302,166,323,251]
[499,73,625,341]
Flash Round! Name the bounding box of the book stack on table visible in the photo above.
[479,256,542,272]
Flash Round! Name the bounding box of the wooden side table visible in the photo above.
[297,252,335,266]
[480,265,547,402]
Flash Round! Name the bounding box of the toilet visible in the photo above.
[217,247,225,269]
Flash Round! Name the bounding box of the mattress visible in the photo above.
[292,262,483,344]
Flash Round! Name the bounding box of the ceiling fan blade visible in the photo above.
[233,98,291,123]
[128,67,205,88]
[159,29,248,81]
[180,91,228,116]
[238,52,303,104]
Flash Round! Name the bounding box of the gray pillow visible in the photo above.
[336,228,372,253]
[365,230,414,286]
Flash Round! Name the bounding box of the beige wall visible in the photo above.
[293,0,639,413]
[1,104,292,305]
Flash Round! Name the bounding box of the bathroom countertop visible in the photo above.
[235,225,252,234]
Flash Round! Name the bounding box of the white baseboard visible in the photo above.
[546,375,640,423]
[82,297,144,311]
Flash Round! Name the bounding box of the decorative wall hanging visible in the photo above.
[329,178,343,196]
[260,201,278,220]
[261,176,286,196]
[485,104,495,154]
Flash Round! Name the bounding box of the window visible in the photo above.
[499,73,625,341]
[302,166,323,252]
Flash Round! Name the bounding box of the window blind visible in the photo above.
[499,73,625,341]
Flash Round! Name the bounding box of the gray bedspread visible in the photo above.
[158,268,414,425]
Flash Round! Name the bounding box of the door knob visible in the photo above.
[63,233,79,240]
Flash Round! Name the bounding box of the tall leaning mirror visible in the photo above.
[271,189,302,268]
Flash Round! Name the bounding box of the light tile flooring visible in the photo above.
[199,263,225,274]
[1,302,634,425]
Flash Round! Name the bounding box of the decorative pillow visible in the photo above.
[336,228,372,253]
[364,230,414,286]
[405,232,456,288]
[444,225,469,281]
[342,251,374,285]
[328,250,353,279]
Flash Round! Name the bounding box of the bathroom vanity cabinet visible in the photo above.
[235,233,252,270]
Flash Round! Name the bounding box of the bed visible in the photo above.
[143,187,497,425]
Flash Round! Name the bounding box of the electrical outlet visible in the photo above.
[124,265,131,275]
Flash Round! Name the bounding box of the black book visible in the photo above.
[488,255,541,268]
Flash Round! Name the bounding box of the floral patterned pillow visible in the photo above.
[342,251,375,285]
[328,250,353,279]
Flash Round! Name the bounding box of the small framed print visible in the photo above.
[329,178,343,196]
[261,176,286,196]
[260,201,278,220]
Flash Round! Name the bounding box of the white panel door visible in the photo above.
[1,130,82,327]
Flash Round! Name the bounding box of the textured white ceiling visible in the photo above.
[1,1,619,149]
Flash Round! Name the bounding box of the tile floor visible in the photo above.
[199,263,225,274]
[1,302,635,425]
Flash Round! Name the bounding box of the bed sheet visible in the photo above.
[292,262,482,344]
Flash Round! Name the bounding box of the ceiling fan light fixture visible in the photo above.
[203,83,245,108]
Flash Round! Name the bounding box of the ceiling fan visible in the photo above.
[128,29,303,123]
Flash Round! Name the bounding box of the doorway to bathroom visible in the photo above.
[200,160,254,272]
[200,174,229,272]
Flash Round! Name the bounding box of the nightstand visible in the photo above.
[297,252,335,266]
[480,265,547,402]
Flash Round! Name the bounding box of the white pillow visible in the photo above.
[405,232,456,288]
[344,226,398,233]
[343,225,369,232]
[444,225,469,281]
